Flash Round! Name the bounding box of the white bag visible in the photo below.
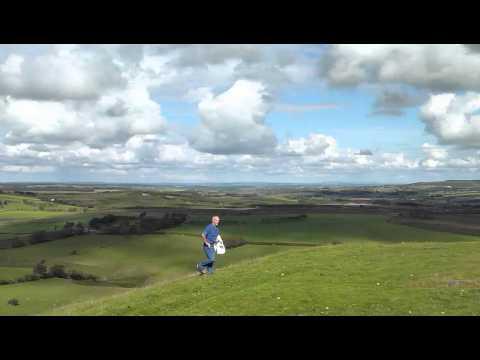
[214,234,226,255]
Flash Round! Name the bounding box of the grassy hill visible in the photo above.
[0,232,294,315]
[3,213,480,315]
[51,240,480,316]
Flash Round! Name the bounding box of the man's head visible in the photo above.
[212,215,220,226]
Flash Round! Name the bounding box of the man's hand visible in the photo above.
[201,233,209,247]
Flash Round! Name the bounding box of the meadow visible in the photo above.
[53,240,480,316]
[2,184,480,315]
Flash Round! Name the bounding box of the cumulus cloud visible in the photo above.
[320,44,480,92]
[356,149,373,156]
[279,133,337,157]
[152,44,263,68]
[0,81,167,148]
[189,79,277,155]
[379,152,419,169]
[421,143,448,160]
[371,88,425,116]
[0,48,126,101]
[3,44,480,182]
[141,45,319,97]
[420,92,480,148]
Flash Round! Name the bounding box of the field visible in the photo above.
[1,181,480,315]
[53,241,480,316]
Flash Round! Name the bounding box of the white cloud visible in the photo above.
[0,48,126,101]
[421,143,448,160]
[0,164,55,173]
[420,92,480,148]
[189,79,277,155]
[321,44,480,92]
[0,81,167,148]
[379,152,419,169]
[280,133,337,157]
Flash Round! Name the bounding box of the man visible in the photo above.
[196,215,220,275]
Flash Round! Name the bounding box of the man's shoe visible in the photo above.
[196,264,206,275]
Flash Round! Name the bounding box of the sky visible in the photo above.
[1,44,480,184]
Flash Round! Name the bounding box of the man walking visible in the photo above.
[196,215,220,275]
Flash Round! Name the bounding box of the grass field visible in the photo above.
[174,213,480,245]
[52,241,480,316]
[0,278,125,316]
[0,231,294,315]
[0,193,80,213]
[2,212,480,315]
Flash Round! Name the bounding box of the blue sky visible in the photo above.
[1,44,480,184]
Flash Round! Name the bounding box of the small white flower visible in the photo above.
[325,306,329,310]
[281,273,285,276]
[277,297,281,300]
[441,311,445,315]
[376,282,381,286]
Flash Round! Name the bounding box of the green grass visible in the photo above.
[175,213,480,245]
[0,278,125,316]
[0,231,293,315]
[51,241,480,316]
[0,193,79,213]
[4,212,480,315]
[0,266,32,280]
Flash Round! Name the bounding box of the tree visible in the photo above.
[11,238,26,248]
[48,264,69,279]
[30,230,48,244]
[8,298,19,306]
[75,222,85,235]
[33,259,48,277]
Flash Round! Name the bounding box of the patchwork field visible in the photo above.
[2,182,480,316]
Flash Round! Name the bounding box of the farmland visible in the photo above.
[1,181,480,315]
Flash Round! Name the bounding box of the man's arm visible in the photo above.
[201,227,210,247]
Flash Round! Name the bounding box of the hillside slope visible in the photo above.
[51,241,480,316]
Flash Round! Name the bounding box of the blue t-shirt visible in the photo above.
[202,223,220,244]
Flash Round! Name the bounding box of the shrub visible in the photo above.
[69,270,97,281]
[89,214,118,229]
[223,238,247,249]
[64,222,75,229]
[70,250,78,255]
[74,222,85,235]
[129,225,138,234]
[23,274,41,282]
[30,230,48,244]
[8,298,19,306]
[69,270,85,280]
[33,259,48,276]
[11,238,26,248]
[48,264,69,279]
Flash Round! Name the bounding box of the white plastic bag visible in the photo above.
[214,234,226,255]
